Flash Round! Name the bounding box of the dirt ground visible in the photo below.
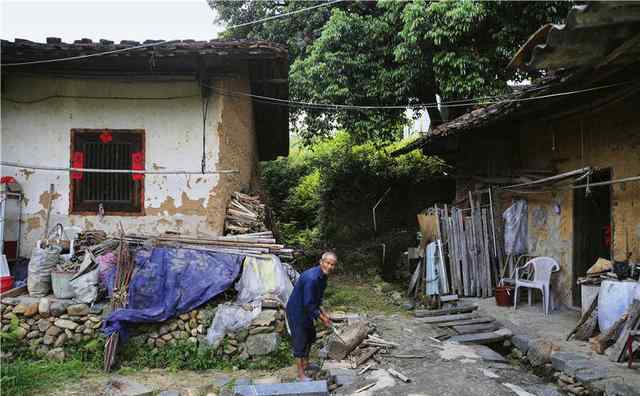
[46,310,560,396]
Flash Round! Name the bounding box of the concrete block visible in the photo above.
[527,340,559,367]
[512,335,533,354]
[563,359,598,376]
[550,352,586,371]
[234,380,328,396]
[574,367,608,383]
[603,381,640,396]
[158,392,180,396]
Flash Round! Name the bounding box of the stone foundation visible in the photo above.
[0,295,288,361]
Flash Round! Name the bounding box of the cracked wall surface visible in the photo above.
[1,73,257,256]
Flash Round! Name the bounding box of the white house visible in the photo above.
[0,38,289,256]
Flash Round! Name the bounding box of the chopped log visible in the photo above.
[356,347,380,367]
[436,317,495,328]
[609,299,640,362]
[388,368,411,383]
[591,314,628,354]
[448,328,512,344]
[452,322,500,335]
[416,313,480,324]
[567,293,599,341]
[327,321,369,360]
[414,305,478,317]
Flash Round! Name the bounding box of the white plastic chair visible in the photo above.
[513,257,559,316]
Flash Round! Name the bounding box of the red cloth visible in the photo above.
[71,151,84,180]
[131,151,144,181]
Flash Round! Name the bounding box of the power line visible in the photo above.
[224,0,344,29]
[205,81,633,111]
[2,94,200,104]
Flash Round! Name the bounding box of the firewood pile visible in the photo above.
[568,293,640,363]
[224,192,270,235]
[577,257,639,286]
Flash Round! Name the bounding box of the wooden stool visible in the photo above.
[627,329,640,368]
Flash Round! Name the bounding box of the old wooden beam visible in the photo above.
[414,305,478,317]
[452,322,500,335]
[448,328,512,345]
[436,317,495,328]
[388,368,411,383]
[416,313,480,324]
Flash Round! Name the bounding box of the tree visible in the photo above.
[209,0,569,142]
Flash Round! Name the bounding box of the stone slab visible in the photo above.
[511,335,533,354]
[470,345,507,362]
[234,380,328,396]
[563,359,598,376]
[102,377,156,396]
[603,381,640,396]
[550,352,588,371]
[574,367,609,383]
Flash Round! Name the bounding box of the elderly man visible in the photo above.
[286,251,337,381]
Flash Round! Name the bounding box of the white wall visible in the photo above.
[1,75,256,256]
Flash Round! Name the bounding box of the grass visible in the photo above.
[1,352,98,396]
[323,275,403,315]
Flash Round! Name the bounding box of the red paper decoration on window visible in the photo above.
[99,130,113,144]
[71,151,84,180]
[131,151,144,181]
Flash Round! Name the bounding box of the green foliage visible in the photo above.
[210,0,570,142]
[261,132,447,257]
[0,347,95,396]
[0,316,21,348]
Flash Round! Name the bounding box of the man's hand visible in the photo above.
[319,311,332,327]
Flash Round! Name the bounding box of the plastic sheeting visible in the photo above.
[27,245,61,297]
[503,199,528,255]
[103,247,242,339]
[425,242,440,296]
[206,254,293,346]
[70,254,99,304]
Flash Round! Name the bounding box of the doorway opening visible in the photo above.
[572,169,612,307]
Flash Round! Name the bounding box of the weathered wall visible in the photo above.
[1,74,258,256]
[450,96,639,307]
[512,97,640,307]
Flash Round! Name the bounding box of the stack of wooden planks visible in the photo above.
[124,232,293,259]
[224,192,270,235]
[415,304,512,344]
[433,200,501,298]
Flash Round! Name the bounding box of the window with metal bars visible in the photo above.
[70,129,144,214]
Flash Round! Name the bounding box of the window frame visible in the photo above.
[69,128,146,216]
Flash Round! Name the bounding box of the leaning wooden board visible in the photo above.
[414,305,478,317]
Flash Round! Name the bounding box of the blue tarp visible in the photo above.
[103,247,243,339]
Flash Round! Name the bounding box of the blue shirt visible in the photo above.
[286,265,327,328]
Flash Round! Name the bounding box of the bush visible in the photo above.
[260,132,453,275]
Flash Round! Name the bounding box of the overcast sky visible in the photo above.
[1,0,224,43]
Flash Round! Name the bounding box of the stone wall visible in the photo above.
[0,295,287,362]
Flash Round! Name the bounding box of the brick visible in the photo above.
[234,380,328,396]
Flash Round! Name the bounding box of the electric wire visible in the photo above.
[224,0,344,29]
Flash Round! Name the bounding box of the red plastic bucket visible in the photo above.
[0,276,15,293]
[495,285,514,307]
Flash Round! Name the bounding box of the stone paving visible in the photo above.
[475,298,640,395]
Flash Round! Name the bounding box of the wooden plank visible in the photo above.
[482,209,493,297]
[452,322,501,335]
[448,329,512,345]
[414,304,478,317]
[457,209,470,297]
[415,313,480,324]
[609,299,640,362]
[440,294,459,303]
[0,286,27,299]
[437,317,496,328]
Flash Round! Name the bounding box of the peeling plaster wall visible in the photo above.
[1,74,257,256]
[512,97,640,307]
